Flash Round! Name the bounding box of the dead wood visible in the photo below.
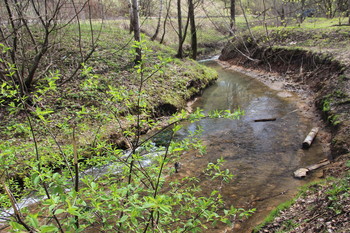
[254,118,277,122]
[302,127,319,149]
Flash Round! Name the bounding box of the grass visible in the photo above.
[0,19,221,196]
[252,178,327,233]
[252,199,296,233]
[253,182,318,232]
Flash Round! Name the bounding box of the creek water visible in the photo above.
[176,60,326,232]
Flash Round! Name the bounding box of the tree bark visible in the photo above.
[188,0,197,60]
[151,0,164,41]
[176,0,183,58]
[131,0,142,63]
[230,0,236,36]
[160,0,172,44]
[129,0,134,34]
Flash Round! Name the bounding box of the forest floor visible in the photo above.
[219,18,350,232]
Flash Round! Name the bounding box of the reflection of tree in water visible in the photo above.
[203,80,255,111]
[220,80,255,111]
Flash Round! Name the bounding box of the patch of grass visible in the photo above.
[326,173,350,214]
[252,199,296,232]
[253,180,327,232]
[346,160,350,168]
[322,98,331,112]
[328,114,341,126]
[334,90,348,98]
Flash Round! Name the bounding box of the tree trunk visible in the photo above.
[131,0,142,63]
[129,0,134,34]
[239,0,255,41]
[230,0,236,36]
[151,0,164,41]
[176,0,183,58]
[160,0,172,44]
[188,0,197,60]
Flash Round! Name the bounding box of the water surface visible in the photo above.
[177,61,325,232]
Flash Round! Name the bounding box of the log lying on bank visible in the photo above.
[254,118,277,122]
[293,159,330,179]
[302,127,319,149]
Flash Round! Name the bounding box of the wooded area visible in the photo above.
[0,0,350,232]
[1,0,350,78]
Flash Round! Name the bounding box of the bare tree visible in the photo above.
[176,0,184,58]
[230,0,236,35]
[238,0,255,41]
[0,0,101,94]
[160,0,172,44]
[188,0,197,59]
[140,0,153,16]
[151,0,164,41]
[131,0,142,63]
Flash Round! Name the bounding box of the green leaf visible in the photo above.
[159,205,172,214]
[68,206,80,216]
[33,175,40,186]
[54,209,65,215]
[27,213,39,229]
[119,215,128,223]
[9,221,26,231]
[40,225,58,232]
[91,182,98,190]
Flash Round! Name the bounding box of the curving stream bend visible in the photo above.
[176,60,326,232]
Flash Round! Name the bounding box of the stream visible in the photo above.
[175,60,326,232]
[0,60,327,232]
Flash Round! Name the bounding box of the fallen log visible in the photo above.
[306,159,330,171]
[293,159,330,179]
[302,127,319,149]
[254,118,276,122]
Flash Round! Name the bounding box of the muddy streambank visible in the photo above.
[220,43,350,159]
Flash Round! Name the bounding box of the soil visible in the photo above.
[256,154,350,233]
[219,27,350,232]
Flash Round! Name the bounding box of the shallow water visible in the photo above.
[177,61,326,232]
